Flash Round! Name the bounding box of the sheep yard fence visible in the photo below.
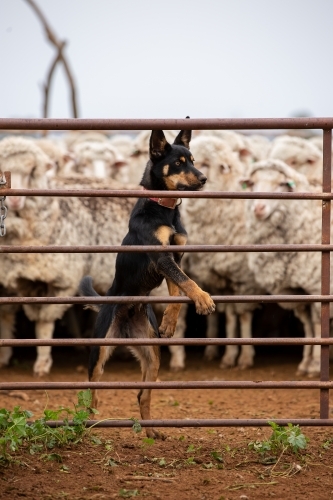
[0,117,333,430]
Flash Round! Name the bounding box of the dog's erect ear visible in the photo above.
[174,130,192,149]
[149,130,170,160]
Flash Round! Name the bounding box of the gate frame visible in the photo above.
[0,117,332,428]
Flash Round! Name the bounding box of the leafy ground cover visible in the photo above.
[0,351,332,499]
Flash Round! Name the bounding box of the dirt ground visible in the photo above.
[0,347,333,500]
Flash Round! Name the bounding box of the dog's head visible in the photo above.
[140,130,207,191]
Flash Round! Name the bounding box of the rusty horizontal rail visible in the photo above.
[0,117,332,130]
[0,188,332,199]
[42,419,333,428]
[0,294,332,305]
[1,338,333,347]
[1,381,333,390]
[1,244,333,253]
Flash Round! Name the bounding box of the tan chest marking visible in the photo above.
[154,227,187,247]
[173,233,187,246]
[154,225,174,245]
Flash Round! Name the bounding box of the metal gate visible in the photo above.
[0,117,332,429]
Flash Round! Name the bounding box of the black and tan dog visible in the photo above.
[79,129,215,438]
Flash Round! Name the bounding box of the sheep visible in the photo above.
[60,131,130,182]
[169,134,264,371]
[64,131,109,149]
[35,137,76,177]
[0,287,18,368]
[109,134,135,158]
[0,136,135,375]
[243,159,325,376]
[308,134,333,171]
[198,130,272,168]
[268,135,323,186]
[244,134,271,162]
[308,135,323,152]
[70,140,129,182]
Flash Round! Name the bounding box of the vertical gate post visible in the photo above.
[320,129,331,419]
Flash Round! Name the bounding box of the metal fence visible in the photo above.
[0,117,332,429]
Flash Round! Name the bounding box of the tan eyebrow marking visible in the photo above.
[179,156,186,162]
[163,164,169,176]
[190,155,195,162]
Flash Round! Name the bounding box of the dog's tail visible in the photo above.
[79,276,102,312]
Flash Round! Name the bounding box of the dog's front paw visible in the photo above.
[159,316,176,338]
[194,291,215,315]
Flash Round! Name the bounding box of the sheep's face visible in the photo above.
[1,152,40,211]
[73,143,127,179]
[190,156,232,185]
[189,137,244,188]
[269,139,322,176]
[243,169,295,221]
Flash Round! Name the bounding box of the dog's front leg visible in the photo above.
[159,279,182,338]
[157,256,215,315]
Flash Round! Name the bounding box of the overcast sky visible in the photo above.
[1,0,333,120]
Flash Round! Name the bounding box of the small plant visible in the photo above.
[0,389,94,464]
[130,418,142,434]
[186,444,201,454]
[248,421,308,457]
[118,489,140,498]
[142,437,155,446]
[211,450,223,463]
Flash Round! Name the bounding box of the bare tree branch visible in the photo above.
[25,0,79,118]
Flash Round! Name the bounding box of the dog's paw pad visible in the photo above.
[159,319,176,338]
[195,292,215,315]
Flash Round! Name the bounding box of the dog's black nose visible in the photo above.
[199,175,207,185]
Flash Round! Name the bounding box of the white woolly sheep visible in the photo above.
[109,134,135,158]
[243,159,326,376]
[35,137,76,177]
[64,131,109,149]
[169,134,264,371]
[0,288,18,368]
[198,130,268,167]
[268,135,323,186]
[70,140,129,182]
[0,136,135,375]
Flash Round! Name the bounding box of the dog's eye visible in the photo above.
[175,161,181,166]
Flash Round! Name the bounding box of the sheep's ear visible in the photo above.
[174,129,191,149]
[149,130,171,160]
[46,161,55,171]
[239,148,252,161]
[240,178,253,190]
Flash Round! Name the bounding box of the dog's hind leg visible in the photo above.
[88,344,115,412]
[136,344,163,439]
[130,309,164,439]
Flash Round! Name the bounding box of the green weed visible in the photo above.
[248,421,308,457]
[0,389,93,464]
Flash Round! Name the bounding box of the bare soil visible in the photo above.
[0,348,333,500]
